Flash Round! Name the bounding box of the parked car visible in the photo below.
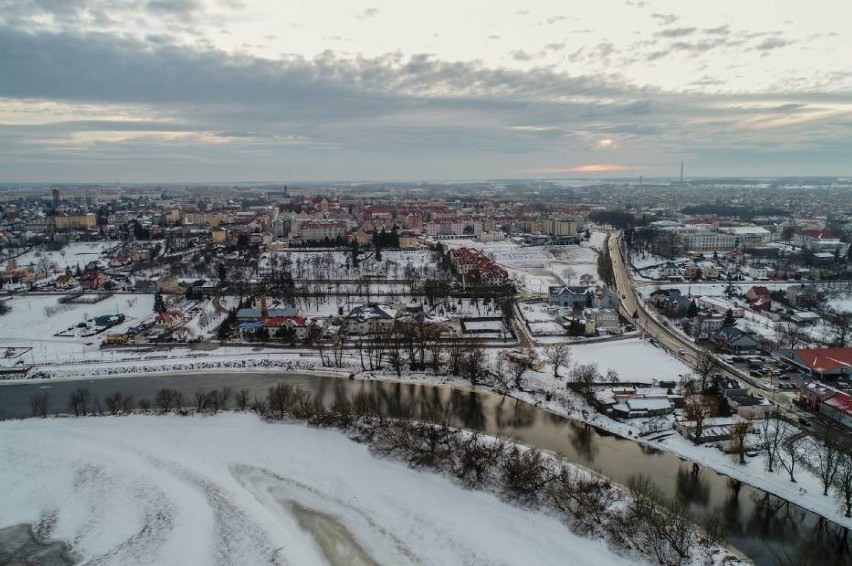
[798,417,812,427]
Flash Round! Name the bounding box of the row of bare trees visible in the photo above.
[29,386,255,419]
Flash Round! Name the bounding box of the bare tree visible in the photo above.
[573,363,600,402]
[68,388,91,417]
[505,353,529,390]
[206,388,232,413]
[545,344,571,379]
[682,393,718,440]
[834,451,852,518]
[155,388,182,413]
[695,352,720,393]
[235,389,250,411]
[105,392,131,415]
[623,474,698,566]
[757,415,785,473]
[779,428,806,483]
[447,336,466,376]
[463,341,488,386]
[194,388,208,412]
[729,420,750,465]
[30,392,48,418]
[775,322,807,350]
[814,428,842,496]
[825,308,850,347]
[267,383,294,419]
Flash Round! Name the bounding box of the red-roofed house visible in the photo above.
[264,315,308,340]
[785,347,852,379]
[745,286,770,303]
[822,392,852,428]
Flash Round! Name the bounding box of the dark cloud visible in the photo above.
[656,27,697,38]
[147,0,203,16]
[0,25,848,180]
[703,25,730,35]
[753,37,795,51]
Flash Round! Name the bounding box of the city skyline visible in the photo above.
[1,0,850,182]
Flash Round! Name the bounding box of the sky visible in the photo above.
[0,0,850,182]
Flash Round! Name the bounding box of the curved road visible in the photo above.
[608,231,852,452]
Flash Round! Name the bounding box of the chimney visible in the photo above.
[260,294,268,319]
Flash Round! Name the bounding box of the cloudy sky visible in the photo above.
[0,0,850,182]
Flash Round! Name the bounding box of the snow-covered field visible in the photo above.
[570,339,690,383]
[444,234,604,294]
[535,338,692,384]
[0,294,157,363]
[827,296,852,313]
[0,414,639,566]
[1,242,117,272]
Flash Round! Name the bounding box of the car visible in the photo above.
[678,349,687,356]
[798,417,812,427]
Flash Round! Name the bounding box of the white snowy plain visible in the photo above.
[0,414,641,566]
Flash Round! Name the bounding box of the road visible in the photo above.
[608,232,793,405]
[608,231,852,450]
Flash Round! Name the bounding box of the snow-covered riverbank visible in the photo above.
[0,414,643,566]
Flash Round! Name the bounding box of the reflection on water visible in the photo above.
[676,467,710,507]
[2,372,851,566]
[569,423,597,463]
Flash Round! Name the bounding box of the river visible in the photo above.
[1,372,849,565]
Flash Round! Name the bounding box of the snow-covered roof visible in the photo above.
[626,398,672,411]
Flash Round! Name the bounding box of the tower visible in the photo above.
[51,188,60,207]
[680,162,684,184]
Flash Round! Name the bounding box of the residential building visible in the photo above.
[715,326,760,353]
[346,303,397,334]
[548,286,593,309]
[54,213,97,231]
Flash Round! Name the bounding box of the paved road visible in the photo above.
[609,231,852,450]
[608,232,795,406]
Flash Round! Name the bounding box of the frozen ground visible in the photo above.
[1,242,117,272]
[0,415,641,566]
[532,338,692,384]
[826,296,852,313]
[0,294,157,364]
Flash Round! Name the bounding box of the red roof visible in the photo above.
[824,392,852,416]
[794,348,852,374]
[749,286,770,296]
[264,315,306,328]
